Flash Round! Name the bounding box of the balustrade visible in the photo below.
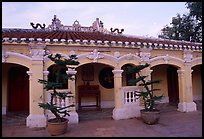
[46,89,75,118]
[122,86,140,106]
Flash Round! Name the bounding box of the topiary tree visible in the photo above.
[38,53,80,122]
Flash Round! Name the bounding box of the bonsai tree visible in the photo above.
[126,63,163,111]
[38,53,80,123]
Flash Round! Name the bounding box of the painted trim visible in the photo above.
[6,51,32,61]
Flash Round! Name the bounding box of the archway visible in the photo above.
[75,63,114,121]
[192,64,202,102]
[4,63,29,113]
[47,64,68,89]
[151,64,179,106]
[121,64,136,86]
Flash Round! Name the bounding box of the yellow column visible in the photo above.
[26,43,47,128]
[43,71,51,118]
[66,67,78,123]
[112,69,124,120]
[112,69,124,109]
[177,70,185,103]
[177,64,196,112]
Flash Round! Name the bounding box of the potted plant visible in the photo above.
[126,63,163,125]
[38,53,79,136]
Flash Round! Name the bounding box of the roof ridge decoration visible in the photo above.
[30,15,122,35]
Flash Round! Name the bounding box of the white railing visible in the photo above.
[46,89,75,119]
[122,86,140,106]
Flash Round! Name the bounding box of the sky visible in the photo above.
[2,2,189,38]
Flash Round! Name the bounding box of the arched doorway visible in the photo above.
[7,64,29,112]
[151,64,179,106]
[166,66,179,105]
[192,64,202,102]
[76,63,114,121]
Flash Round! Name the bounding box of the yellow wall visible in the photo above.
[75,63,114,102]
[151,65,169,98]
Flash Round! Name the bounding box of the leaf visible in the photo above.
[140,80,161,86]
[126,63,150,74]
[153,95,163,101]
[128,76,147,85]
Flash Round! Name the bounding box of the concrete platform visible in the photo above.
[2,101,202,137]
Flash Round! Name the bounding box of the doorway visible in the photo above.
[7,66,29,112]
[167,66,179,105]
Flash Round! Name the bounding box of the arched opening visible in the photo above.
[47,64,68,89]
[192,64,202,110]
[75,63,114,121]
[2,63,30,127]
[151,64,179,106]
[121,64,136,86]
[6,64,29,113]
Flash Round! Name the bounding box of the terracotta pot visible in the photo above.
[140,109,160,125]
[47,118,68,136]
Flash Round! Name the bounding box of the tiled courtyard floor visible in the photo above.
[2,101,202,137]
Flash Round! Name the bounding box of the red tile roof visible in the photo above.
[2,28,202,49]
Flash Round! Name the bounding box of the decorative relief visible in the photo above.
[30,49,45,58]
[163,54,170,64]
[183,50,192,62]
[86,49,104,62]
[140,52,150,62]
[47,15,63,31]
[69,50,76,56]
[114,52,121,58]
[139,47,152,62]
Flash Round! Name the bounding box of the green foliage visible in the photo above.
[158,2,202,43]
[126,63,163,111]
[38,53,80,122]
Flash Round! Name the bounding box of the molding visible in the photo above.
[6,51,32,61]
[43,71,49,76]
[150,55,185,64]
[191,57,202,63]
[86,49,104,62]
[66,70,77,75]
[112,69,124,74]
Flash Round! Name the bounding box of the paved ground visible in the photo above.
[2,100,202,137]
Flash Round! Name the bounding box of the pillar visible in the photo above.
[43,70,53,119]
[112,69,124,120]
[66,68,78,123]
[26,43,47,128]
[177,65,197,112]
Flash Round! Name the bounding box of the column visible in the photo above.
[43,71,53,119]
[177,66,196,112]
[66,68,78,123]
[177,69,186,112]
[112,69,124,120]
[26,43,47,128]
